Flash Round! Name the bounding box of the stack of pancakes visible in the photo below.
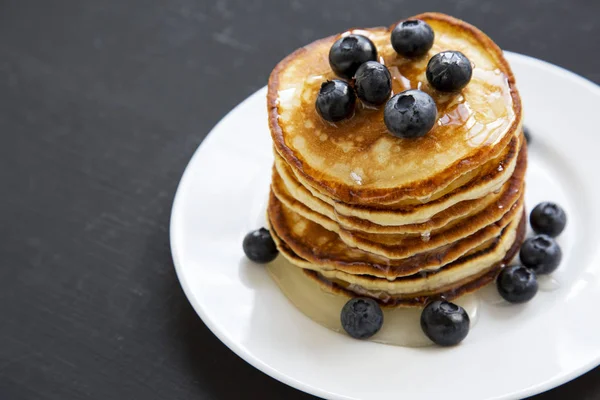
[266,13,526,307]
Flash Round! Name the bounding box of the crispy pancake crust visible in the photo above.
[302,212,526,307]
[313,213,520,293]
[273,135,525,237]
[270,192,523,278]
[273,165,497,234]
[275,134,522,226]
[267,143,526,271]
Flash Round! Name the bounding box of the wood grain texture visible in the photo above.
[0,0,598,399]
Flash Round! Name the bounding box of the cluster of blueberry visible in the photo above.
[340,200,567,346]
[315,20,473,139]
[498,202,565,303]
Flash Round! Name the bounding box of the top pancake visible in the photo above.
[268,12,522,205]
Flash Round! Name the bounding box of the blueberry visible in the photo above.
[354,61,392,106]
[426,51,473,92]
[391,19,435,58]
[420,300,469,346]
[523,126,531,144]
[243,228,278,263]
[520,234,562,274]
[530,202,567,237]
[315,80,356,122]
[497,265,538,303]
[384,89,437,138]
[341,298,383,339]
[329,34,378,79]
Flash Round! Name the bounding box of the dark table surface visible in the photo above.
[2,0,600,399]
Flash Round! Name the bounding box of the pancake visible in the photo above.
[315,214,520,295]
[269,211,525,307]
[265,12,527,308]
[268,141,525,261]
[281,143,524,258]
[273,165,496,234]
[269,187,523,277]
[273,134,524,233]
[268,12,522,205]
[275,130,519,209]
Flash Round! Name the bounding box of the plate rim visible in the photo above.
[170,51,600,400]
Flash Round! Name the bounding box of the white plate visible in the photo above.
[170,52,600,400]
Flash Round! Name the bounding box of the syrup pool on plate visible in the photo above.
[267,257,479,347]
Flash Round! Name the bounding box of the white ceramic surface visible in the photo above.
[170,52,600,400]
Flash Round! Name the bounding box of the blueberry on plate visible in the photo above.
[329,34,378,79]
[354,61,392,106]
[497,265,538,303]
[391,19,435,57]
[426,51,473,92]
[523,126,531,144]
[341,297,384,339]
[530,202,567,237]
[243,228,278,264]
[520,234,562,274]
[420,300,470,346]
[384,89,437,138]
[315,80,356,122]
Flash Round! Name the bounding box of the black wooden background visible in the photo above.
[2,0,599,399]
